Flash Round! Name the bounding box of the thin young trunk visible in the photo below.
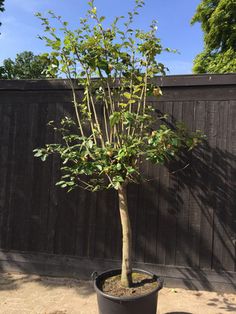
[118,184,132,287]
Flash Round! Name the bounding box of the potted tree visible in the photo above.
[34,1,203,313]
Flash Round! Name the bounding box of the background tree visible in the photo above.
[191,0,236,73]
[0,0,4,27]
[34,0,203,288]
[0,51,57,79]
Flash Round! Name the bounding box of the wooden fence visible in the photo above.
[0,74,236,291]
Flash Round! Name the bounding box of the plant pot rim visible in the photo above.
[93,268,163,301]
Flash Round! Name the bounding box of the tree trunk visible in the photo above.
[118,183,132,287]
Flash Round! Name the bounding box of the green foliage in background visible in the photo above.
[191,0,236,73]
[0,0,5,27]
[0,0,4,13]
[0,51,58,79]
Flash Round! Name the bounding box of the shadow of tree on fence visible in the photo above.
[167,141,236,271]
[130,137,236,292]
[174,143,235,287]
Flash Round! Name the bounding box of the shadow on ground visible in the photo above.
[206,296,236,312]
[0,271,94,296]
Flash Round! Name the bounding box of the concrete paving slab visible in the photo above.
[0,273,235,313]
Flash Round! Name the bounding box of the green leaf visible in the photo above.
[126,166,136,174]
[33,150,42,157]
[118,102,128,108]
[51,40,61,50]
[87,139,93,149]
[91,7,97,14]
[109,112,121,127]
[96,164,103,171]
[128,99,136,104]
[56,181,65,186]
[116,163,122,170]
[113,181,121,190]
[41,155,47,162]
[124,92,131,99]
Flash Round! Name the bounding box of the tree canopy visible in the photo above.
[0,51,57,79]
[191,0,236,73]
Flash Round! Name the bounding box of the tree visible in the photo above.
[0,0,5,27]
[0,51,57,79]
[191,0,236,73]
[0,0,4,14]
[34,0,203,288]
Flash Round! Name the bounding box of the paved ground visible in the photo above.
[0,272,235,314]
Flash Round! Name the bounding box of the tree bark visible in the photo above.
[118,183,132,287]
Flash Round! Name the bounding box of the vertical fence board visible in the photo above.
[154,101,165,265]
[0,104,12,249]
[228,100,236,272]
[191,100,206,268]
[198,101,216,269]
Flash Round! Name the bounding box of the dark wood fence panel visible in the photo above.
[0,75,236,280]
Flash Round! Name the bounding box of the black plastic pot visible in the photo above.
[93,268,163,314]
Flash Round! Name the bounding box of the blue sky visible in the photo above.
[0,0,203,75]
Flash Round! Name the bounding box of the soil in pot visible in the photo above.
[101,272,161,297]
